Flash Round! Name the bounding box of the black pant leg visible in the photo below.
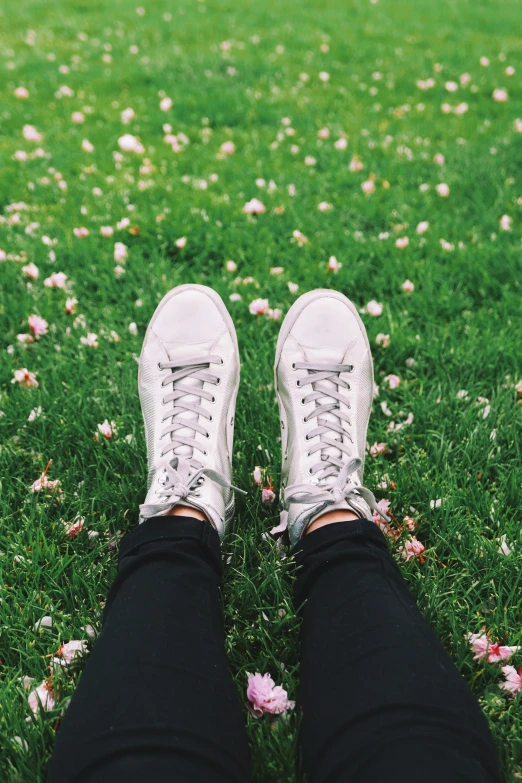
[48,517,251,783]
[293,520,502,783]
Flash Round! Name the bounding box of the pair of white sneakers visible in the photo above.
[139,284,384,547]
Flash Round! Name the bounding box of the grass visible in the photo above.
[0,0,521,779]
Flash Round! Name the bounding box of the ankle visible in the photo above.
[165,505,210,523]
[305,509,360,535]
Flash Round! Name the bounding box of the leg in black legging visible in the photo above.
[294,519,501,783]
[48,517,251,783]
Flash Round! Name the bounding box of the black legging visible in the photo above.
[48,517,501,783]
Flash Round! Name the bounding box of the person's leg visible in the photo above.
[293,519,501,783]
[50,285,250,782]
[274,289,501,782]
[48,517,250,783]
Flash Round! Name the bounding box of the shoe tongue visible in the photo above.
[302,345,346,485]
[164,342,211,461]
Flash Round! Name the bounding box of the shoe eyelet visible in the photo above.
[308,467,313,475]
[296,380,301,388]
[291,362,296,370]
[302,416,307,424]
[348,365,354,373]
[219,358,224,366]
[281,420,285,430]
[205,432,210,439]
[305,434,310,441]
[306,451,310,457]
[301,398,306,405]
[347,384,351,391]
[210,396,216,404]
[209,414,213,422]
[203,450,208,456]
[157,363,163,370]
[215,378,221,386]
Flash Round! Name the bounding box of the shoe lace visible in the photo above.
[284,361,389,521]
[141,355,244,516]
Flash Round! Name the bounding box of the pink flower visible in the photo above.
[467,631,520,663]
[64,517,85,539]
[28,314,48,337]
[121,107,135,124]
[268,308,282,321]
[500,666,522,697]
[253,466,263,485]
[436,183,450,198]
[160,97,173,112]
[12,368,38,388]
[246,672,295,717]
[30,461,61,493]
[44,272,67,289]
[15,86,29,99]
[100,226,114,237]
[226,260,237,272]
[403,515,416,531]
[361,179,375,194]
[400,537,425,561]
[402,279,415,293]
[262,487,276,504]
[366,300,383,317]
[73,227,89,239]
[82,139,94,153]
[384,374,401,390]
[395,236,409,249]
[249,298,270,316]
[23,125,42,142]
[292,230,308,246]
[96,419,114,440]
[220,141,236,155]
[328,255,342,273]
[370,442,387,458]
[80,333,99,348]
[499,215,512,231]
[71,111,85,124]
[114,242,128,262]
[372,499,391,526]
[376,333,390,348]
[28,680,55,715]
[433,153,445,166]
[65,297,78,314]
[114,265,126,278]
[22,262,39,279]
[492,88,508,102]
[118,134,144,153]
[175,237,187,249]
[416,221,429,234]
[334,137,347,149]
[55,640,88,666]
[318,128,330,139]
[349,155,364,172]
[243,198,266,215]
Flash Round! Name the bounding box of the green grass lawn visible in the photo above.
[1,0,521,779]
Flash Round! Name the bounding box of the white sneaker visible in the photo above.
[275,289,387,546]
[138,284,243,539]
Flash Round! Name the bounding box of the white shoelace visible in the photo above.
[284,361,389,521]
[140,355,244,518]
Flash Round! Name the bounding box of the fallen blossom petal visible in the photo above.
[262,487,276,504]
[246,672,295,717]
[28,680,55,714]
[400,537,425,561]
[500,666,522,697]
[28,314,48,337]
